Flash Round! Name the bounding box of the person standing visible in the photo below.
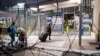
[8,22,17,47]
[46,23,52,40]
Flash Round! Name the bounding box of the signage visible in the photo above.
[82,13,92,35]
[52,16,63,31]
[46,17,52,24]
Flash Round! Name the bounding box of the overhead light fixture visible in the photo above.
[17,3,25,8]
[39,6,46,8]
[53,3,57,7]
[70,0,81,4]
[30,7,38,11]
[39,4,52,9]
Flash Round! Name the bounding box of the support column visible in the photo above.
[93,0,100,49]
[37,12,41,34]
[93,0,100,40]
[37,0,41,34]
[24,5,27,33]
[79,0,83,46]
[17,6,20,27]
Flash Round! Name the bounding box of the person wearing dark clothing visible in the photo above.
[0,28,2,38]
[8,22,17,47]
[0,28,2,34]
[46,23,52,40]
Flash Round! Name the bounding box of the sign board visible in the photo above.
[82,13,92,35]
[52,16,63,31]
[82,13,91,26]
[46,17,52,24]
[52,16,62,24]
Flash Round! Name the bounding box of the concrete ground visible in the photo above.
[1,32,100,56]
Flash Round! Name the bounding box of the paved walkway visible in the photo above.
[1,32,100,56]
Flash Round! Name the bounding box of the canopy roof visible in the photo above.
[12,0,80,12]
[25,0,80,11]
[0,11,16,19]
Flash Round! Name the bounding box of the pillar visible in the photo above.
[93,0,100,41]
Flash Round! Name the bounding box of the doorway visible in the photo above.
[64,14,74,32]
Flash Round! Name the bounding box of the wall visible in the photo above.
[93,0,100,40]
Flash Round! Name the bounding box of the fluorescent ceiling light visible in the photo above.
[52,3,57,7]
[39,4,52,8]
[29,0,79,11]
[70,0,81,4]
[30,7,38,11]
[17,3,25,6]
[39,6,46,8]
[17,3,25,8]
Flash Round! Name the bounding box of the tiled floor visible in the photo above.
[1,32,100,56]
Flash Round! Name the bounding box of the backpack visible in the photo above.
[7,26,11,33]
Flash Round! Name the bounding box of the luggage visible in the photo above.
[39,32,48,42]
